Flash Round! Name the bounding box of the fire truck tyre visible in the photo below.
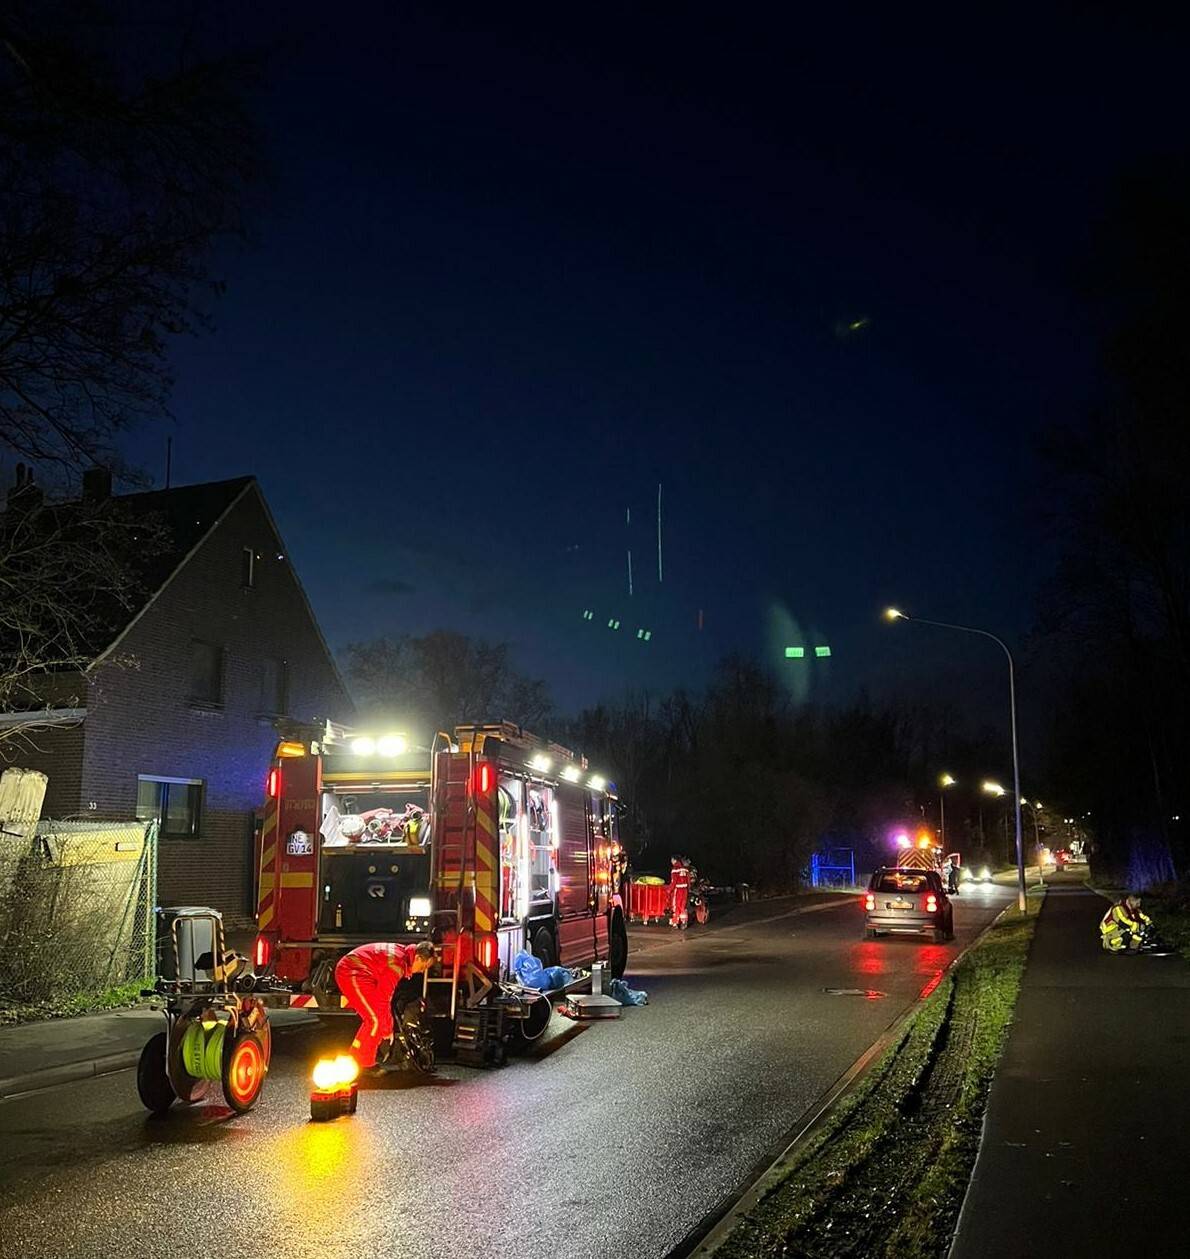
[531,926,557,969]
[137,1033,176,1115]
[222,1030,268,1113]
[609,912,629,979]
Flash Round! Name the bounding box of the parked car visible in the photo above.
[864,867,955,942]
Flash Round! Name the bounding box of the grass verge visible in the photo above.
[0,977,151,1027]
[713,897,1041,1259]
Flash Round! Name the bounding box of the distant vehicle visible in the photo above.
[864,868,955,943]
[962,865,993,884]
[1054,849,1071,869]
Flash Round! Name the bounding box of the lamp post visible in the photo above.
[886,608,1026,913]
[1021,798,1044,885]
[939,773,956,849]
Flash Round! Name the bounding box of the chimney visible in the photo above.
[82,466,112,504]
[6,463,43,514]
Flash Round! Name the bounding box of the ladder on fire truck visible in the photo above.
[423,730,494,1021]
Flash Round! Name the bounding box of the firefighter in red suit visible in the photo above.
[335,941,435,1068]
[669,856,690,929]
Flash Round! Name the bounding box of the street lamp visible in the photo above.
[939,773,956,848]
[887,608,1027,913]
[1020,798,1044,885]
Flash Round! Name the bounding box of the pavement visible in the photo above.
[950,878,1190,1256]
[0,884,1012,1259]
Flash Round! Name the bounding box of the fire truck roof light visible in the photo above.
[377,733,408,756]
[529,754,552,773]
[588,774,606,792]
[276,741,306,758]
[894,832,911,848]
[917,836,932,849]
[562,765,581,783]
[351,736,376,756]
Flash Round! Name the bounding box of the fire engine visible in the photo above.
[251,720,628,1057]
[892,828,959,877]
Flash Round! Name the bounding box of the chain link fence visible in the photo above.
[0,818,157,1013]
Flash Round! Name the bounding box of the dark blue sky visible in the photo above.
[129,4,1190,717]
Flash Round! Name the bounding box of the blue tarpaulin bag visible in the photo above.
[609,977,648,1006]
[512,950,548,988]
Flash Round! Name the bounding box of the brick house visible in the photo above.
[1,472,353,924]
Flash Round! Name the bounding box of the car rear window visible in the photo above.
[873,872,931,894]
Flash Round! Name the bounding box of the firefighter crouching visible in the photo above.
[335,941,435,1068]
[1099,894,1153,953]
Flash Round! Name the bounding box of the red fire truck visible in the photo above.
[251,720,628,1052]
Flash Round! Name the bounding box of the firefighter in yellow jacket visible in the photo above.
[1099,894,1153,952]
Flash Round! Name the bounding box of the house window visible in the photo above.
[188,639,223,706]
[137,776,203,840]
[258,658,288,716]
[241,547,255,589]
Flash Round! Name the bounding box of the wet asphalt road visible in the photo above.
[0,885,1011,1259]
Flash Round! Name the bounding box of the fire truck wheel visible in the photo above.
[609,912,629,979]
[222,1029,268,1113]
[137,1033,176,1115]
[531,926,557,969]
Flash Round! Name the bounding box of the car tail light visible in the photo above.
[925,894,938,913]
[253,934,272,970]
[864,893,875,911]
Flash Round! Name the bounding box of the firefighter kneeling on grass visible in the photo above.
[1099,894,1153,953]
[335,941,435,1069]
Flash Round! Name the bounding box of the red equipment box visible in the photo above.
[629,879,671,924]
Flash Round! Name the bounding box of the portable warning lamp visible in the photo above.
[309,1054,360,1122]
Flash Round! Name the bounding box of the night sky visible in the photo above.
[128,5,1190,718]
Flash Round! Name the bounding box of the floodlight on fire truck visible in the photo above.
[562,765,581,783]
[408,896,432,918]
[588,775,606,792]
[377,733,408,756]
[529,754,552,773]
[351,736,376,756]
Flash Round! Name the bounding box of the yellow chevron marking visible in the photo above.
[258,904,274,929]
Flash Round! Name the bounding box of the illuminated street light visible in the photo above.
[888,605,1027,913]
[939,773,956,846]
[983,780,1006,797]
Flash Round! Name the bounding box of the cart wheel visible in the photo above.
[515,994,552,1044]
[137,1032,176,1115]
[222,1029,268,1113]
